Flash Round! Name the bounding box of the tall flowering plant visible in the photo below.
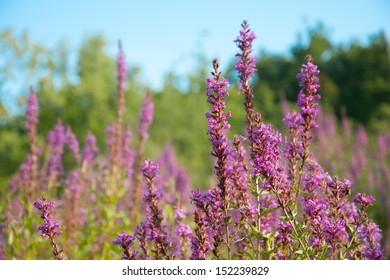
[1,20,385,260]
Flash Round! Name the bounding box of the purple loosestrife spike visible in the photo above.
[33,197,64,260]
[44,119,66,186]
[283,111,303,181]
[206,59,232,199]
[357,221,384,260]
[138,90,154,141]
[26,86,39,130]
[121,126,135,181]
[173,208,192,259]
[106,123,116,168]
[141,160,159,180]
[248,117,286,190]
[133,90,154,207]
[82,132,98,169]
[117,40,127,98]
[276,220,294,248]
[296,55,321,128]
[206,58,234,258]
[113,231,138,260]
[234,20,257,127]
[65,126,81,162]
[135,222,151,259]
[141,160,171,259]
[354,193,375,210]
[47,119,66,155]
[190,190,211,260]
[25,87,39,207]
[114,41,128,175]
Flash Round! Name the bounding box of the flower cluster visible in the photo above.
[33,197,64,260]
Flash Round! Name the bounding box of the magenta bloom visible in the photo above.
[33,197,62,238]
[138,91,154,141]
[141,160,159,180]
[117,40,127,94]
[234,20,257,90]
[47,120,66,155]
[26,87,39,131]
[65,126,80,162]
[113,231,138,260]
[296,55,321,130]
[248,122,285,190]
[354,193,375,209]
[82,132,98,168]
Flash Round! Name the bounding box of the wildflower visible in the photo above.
[65,126,80,162]
[33,197,64,260]
[141,160,171,259]
[248,116,285,190]
[296,55,321,131]
[115,41,128,174]
[25,87,40,204]
[26,86,39,134]
[358,221,384,260]
[354,193,375,210]
[234,20,257,126]
[47,119,66,155]
[113,231,138,260]
[116,40,127,97]
[206,58,232,201]
[121,126,135,180]
[231,135,249,208]
[138,90,154,141]
[81,132,98,168]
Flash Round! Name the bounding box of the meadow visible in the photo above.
[0,21,387,260]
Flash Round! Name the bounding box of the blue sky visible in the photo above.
[1,0,390,91]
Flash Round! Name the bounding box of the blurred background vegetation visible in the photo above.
[0,22,389,188]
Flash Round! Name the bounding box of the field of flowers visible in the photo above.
[0,21,387,260]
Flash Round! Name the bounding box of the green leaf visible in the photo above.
[321,247,330,260]
[301,191,312,198]
[248,223,262,239]
[259,206,281,217]
[347,242,361,251]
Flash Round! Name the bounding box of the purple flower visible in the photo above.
[65,126,80,162]
[141,160,159,180]
[234,20,257,91]
[296,55,321,131]
[234,20,257,126]
[117,40,127,94]
[354,193,375,210]
[190,208,211,260]
[141,160,170,259]
[121,127,135,179]
[138,91,154,141]
[231,135,249,208]
[322,218,348,244]
[113,231,137,260]
[66,170,80,193]
[327,177,352,201]
[135,222,150,258]
[113,231,135,248]
[357,220,384,260]
[26,86,39,132]
[47,119,66,155]
[206,59,233,211]
[82,132,98,168]
[248,120,286,191]
[276,220,294,247]
[33,197,62,238]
